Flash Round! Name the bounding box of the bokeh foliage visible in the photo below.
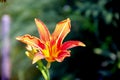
[0,0,119,80]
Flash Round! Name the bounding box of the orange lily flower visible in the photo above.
[16,18,85,64]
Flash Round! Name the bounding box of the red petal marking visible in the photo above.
[55,50,70,62]
[32,52,45,64]
[35,18,51,41]
[16,34,45,49]
[61,41,86,50]
[52,18,71,47]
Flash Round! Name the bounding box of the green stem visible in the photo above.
[37,61,50,80]
[46,62,51,79]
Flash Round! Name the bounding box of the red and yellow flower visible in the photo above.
[16,18,85,64]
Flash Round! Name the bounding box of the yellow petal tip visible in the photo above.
[32,58,37,64]
[32,60,36,64]
[16,36,21,40]
[82,44,86,47]
[34,18,38,23]
[79,42,86,47]
[66,18,70,22]
[34,18,37,21]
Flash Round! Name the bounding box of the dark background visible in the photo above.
[0,0,120,80]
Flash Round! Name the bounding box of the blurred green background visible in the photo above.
[0,0,120,80]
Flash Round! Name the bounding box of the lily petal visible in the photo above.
[35,18,51,41]
[55,50,70,62]
[25,51,34,59]
[52,18,71,47]
[32,52,45,64]
[16,34,45,49]
[61,41,86,50]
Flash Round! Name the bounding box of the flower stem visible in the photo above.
[46,62,51,79]
[37,61,50,80]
